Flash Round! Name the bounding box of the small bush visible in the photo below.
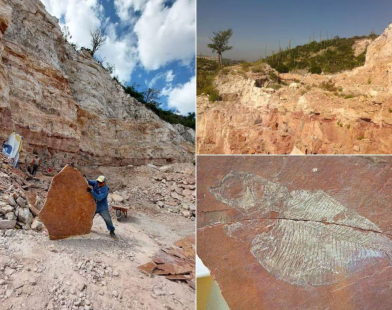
[337,121,343,127]
[319,80,338,92]
[389,108,392,113]
[367,77,372,85]
[208,88,222,102]
[357,135,364,140]
[221,68,230,75]
[347,124,351,129]
[276,63,289,73]
[268,71,281,83]
[251,65,265,73]
[344,94,354,99]
[269,83,282,90]
[310,65,322,74]
[241,62,251,72]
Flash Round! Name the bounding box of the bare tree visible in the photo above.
[61,25,72,42]
[144,88,161,103]
[90,28,106,56]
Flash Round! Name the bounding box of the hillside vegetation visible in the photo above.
[197,57,221,102]
[264,34,377,74]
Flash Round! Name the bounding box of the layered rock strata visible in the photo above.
[197,24,392,154]
[0,0,194,171]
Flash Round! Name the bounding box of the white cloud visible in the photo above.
[41,0,102,48]
[147,72,164,88]
[97,23,138,81]
[114,0,149,21]
[41,0,138,81]
[167,76,195,115]
[166,70,175,82]
[134,0,195,70]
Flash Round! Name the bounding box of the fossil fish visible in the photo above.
[210,171,392,286]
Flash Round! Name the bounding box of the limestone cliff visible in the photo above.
[0,0,194,170]
[197,23,392,154]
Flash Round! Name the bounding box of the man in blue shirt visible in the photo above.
[85,175,118,239]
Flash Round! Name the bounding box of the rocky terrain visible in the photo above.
[198,156,392,309]
[0,0,194,170]
[0,154,195,309]
[197,23,392,154]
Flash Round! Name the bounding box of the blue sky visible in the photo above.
[197,0,392,61]
[41,0,196,115]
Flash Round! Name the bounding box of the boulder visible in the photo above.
[39,165,96,240]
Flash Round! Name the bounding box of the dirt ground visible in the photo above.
[0,164,195,310]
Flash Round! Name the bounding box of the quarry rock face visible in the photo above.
[0,0,194,171]
[39,165,96,240]
[197,23,392,154]
[197,156,392,309]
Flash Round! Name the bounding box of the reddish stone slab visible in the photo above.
[138,235,195,288]
[197,156,392,310]
[39,165,96,240]
[137,262,157,276]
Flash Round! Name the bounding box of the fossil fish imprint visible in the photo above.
[210,171,392,286]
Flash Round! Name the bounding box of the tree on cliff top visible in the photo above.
[207,29,233,67]
[90,28,106,56]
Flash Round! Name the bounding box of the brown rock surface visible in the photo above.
[197,156,392,309]
[197,24,392,154]
[39,165,95,240]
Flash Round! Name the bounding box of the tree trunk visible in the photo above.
[218,52,222,67]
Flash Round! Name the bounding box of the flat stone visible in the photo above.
[197,156,392,310]
[2,205,14,213]
[0,219,16,229]
[39,165,96,240]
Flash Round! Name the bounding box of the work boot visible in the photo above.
[110,230,118,239]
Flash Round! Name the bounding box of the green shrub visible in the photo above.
[357,135,364,140]
[269,83,282,90]
[310,65,322,74]
[221,68,230,75]
[207,88,222,102]
[268,71,281,83]
[275,63,289,73]
[241,62,251,72]
[251,65,265,73]
[344,94,354,99]
[319,80,337,92]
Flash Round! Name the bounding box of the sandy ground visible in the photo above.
[0,208,195,310]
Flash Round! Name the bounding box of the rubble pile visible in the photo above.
[107,165,196,220]
[0,156,44,231]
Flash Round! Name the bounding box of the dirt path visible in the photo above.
[0,210,195,310]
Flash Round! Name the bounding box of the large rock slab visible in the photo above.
[197,156,392,309]
[39,165,95,240]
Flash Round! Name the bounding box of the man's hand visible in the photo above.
[87,187,92,192]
